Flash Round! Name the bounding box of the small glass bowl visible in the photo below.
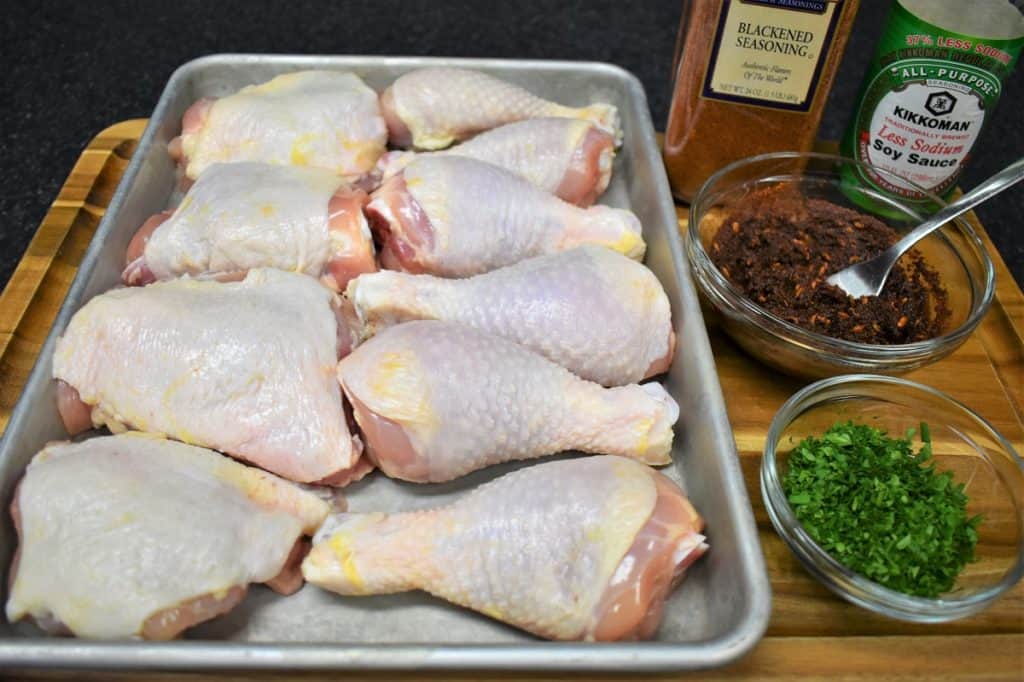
[762,374,1024,622]
[687,152,995,378]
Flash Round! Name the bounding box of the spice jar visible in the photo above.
[664,0,859,201]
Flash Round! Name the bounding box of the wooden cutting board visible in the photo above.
[1,119,1022,681]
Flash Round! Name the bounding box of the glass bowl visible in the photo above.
[686,152,995,378]
[762,374,1024,622]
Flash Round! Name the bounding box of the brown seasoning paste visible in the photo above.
[709,186,950,345]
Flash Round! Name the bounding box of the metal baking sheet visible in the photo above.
[0,55,771,672]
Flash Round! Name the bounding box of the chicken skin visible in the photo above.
[367,156,644,276]
[123,162,374,290]
[171,70,386,182]
[303,455,706,641]
[6,433,332,639]
[53,269,365,485]
[380,67,620,150]
[338,321,678,483]
[346,246,674,386]
[374,118,615,206]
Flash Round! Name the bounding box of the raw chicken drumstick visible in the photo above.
[53,269,366,485]
[347,246,675,386]
[367,155,644,277]
[380,67,620,150]
[170,70,387,182]
[6,433,332,640]
[374,118,615,206]
[337,321,678,483]
[123,162,375,289]
[303,455,707,641]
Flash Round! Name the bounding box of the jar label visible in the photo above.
[841,0,1023,203]
[856,68,989,197]
[702,0,843,111]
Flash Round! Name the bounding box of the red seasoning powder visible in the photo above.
[709,186,950,345]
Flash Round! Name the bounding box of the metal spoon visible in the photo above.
[826,157,1024,298]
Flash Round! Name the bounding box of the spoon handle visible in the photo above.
[888,157,1024,261]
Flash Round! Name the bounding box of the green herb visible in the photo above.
[782,420,981,598]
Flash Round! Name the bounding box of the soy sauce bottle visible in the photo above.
[840,0,1024,207]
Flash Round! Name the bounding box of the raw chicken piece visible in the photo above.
[6,433,332,640]
[347,246,675,386]
[53,269,366,485]
[380,68,620,150]
[374,118,615,206]
[337,321,678,483]
[122,163,375,290]
[367,156,644,277]
[171,71,387,182]
[303,455,706,641]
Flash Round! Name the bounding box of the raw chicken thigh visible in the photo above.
[380,67,620,150]
[6,433,331,640]
[337,321,678,483]
[303,455,706,641]
[53,269,365,485]
[347,246,675,386]
[171,71,387,182]
[123,163,375,289]
[374,118,615,206]
[367,156,644,276]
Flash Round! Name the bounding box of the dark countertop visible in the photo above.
[2,0,1022,290]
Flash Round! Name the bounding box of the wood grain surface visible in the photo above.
[0,120,1021,681]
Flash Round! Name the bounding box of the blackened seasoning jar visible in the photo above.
[664,0,859,201]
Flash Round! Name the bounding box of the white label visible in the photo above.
[864,81,985,192]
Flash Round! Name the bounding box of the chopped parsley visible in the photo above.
[782,420,981,598]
